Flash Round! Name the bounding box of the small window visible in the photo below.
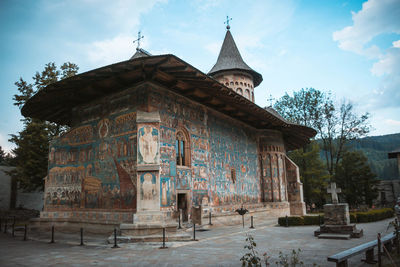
[237,88,243,95]
[231,168,236,183]
[245,89,250,99]
[176,130,190,166]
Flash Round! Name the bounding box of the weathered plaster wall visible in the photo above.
[148,84,260,211]
[44,87,145,214]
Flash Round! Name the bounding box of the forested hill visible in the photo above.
[350,133,400,180]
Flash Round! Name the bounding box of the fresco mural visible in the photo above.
[151,86,260,209]
[138,126,159,164]
[45,110,138,211]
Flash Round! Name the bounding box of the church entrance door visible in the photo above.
[177,193,188,222]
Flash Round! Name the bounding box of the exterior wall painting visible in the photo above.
[41,83,305,222]
[45,101,139,213]
[149,85,260,210]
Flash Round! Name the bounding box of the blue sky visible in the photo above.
[1,0,399,152]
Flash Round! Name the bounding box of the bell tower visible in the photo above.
[208,18,263,103]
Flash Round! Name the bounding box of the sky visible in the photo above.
[0,0,399,153]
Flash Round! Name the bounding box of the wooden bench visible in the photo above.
[327,232,396,267]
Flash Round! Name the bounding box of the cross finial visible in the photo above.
[266,94,275,107]
[327,182,342,204]
[224,16,232,30]
[133,31,144,50]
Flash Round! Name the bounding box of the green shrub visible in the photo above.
[303,215,323,225]
[278,216,304,226]
[278,208,393,227]
[355,208,394,223]
[350,213,357,223]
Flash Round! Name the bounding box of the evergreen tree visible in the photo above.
[288,141,330,207]
[9,62,78,191]
[335,151,378,207]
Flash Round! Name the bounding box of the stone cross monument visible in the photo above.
[327,182,341,204]
[314,181,363,239]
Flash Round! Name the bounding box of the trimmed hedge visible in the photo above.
[352,208,394,223]
[278,208,394,227]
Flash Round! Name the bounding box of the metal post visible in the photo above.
[4,219,7,233]
[112,228,119,248]
[318,215,321,226]
[250,216,254,229]
[242,215,244,228]
[160,228,168,249]
[0,218,2,232]
[396,219,400,255]
[209,212,212,226]
[80,228,84,246]
[178,210,182,229]
[285,215,289,227]
[50,226,55,243]
[193,223,197,241]
[378,233,382,267]
[12,221,15,237]
[23,224,27,241]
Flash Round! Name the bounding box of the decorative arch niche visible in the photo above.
[175,127,191,167]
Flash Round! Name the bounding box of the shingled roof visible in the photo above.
[208,30,263,87]
[21,54,316,150]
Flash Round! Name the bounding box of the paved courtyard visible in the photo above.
[0,217,395,266]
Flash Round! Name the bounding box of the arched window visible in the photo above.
[237,88,243,95]
[251,92,254,102]
[176,130,190,167]
[245,89,250,99]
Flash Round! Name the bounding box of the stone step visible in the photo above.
[109,233,192,243]
[318,234,351,240]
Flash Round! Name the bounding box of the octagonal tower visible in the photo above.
[209,26,263,103]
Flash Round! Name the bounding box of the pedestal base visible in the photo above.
[314,224,363,239]
[118,210,191,242]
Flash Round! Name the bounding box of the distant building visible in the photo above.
[375,148,400,206]
[21,26,315,227]
[0,166,43,211]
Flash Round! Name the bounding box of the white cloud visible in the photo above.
[371,45,400,76]
[333,0,400,109]
[333,0,400,57]
[62,0,166,66]
[393,40,400,48]
[86,35,142,66]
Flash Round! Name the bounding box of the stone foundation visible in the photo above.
[323,204,350,225]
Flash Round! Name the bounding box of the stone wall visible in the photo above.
[0,166,13,210]
[16,188,43,211]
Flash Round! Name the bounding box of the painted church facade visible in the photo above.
[22,28,315,225]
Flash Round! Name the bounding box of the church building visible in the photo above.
[22,25,316,228]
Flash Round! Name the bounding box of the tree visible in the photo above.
[0,146,5,163]
[0,146,13,166]
[9,62,78,191]
[274,88,370,177]
[288,141,330,207]
[335,151,378,207]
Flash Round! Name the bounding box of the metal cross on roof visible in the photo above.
[224,16,232,30]
[327,182,341,204]
[133,31,144,50]
[267,94,275,107]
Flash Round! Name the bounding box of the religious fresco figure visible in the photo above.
[139,126,158,164]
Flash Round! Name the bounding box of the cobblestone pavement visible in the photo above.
[0,217,395,266]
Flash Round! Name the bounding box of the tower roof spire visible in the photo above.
[208,28,263,87]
